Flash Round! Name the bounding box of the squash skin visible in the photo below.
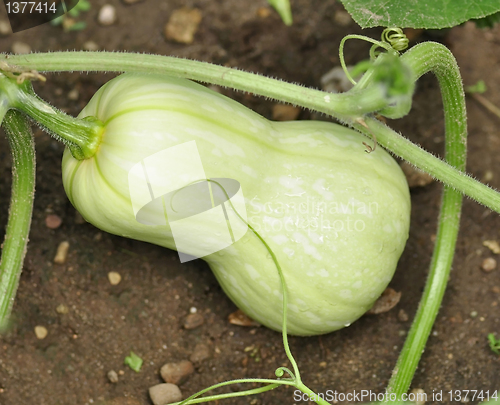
[62,73,411,336]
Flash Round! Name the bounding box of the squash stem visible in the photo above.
[0,111,36,332]
[379,42,466,399]
[0,75,103,160]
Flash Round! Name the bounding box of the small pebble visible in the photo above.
[149,383,182,405]
[160,360,194,385]
[410,388,426,405]
[483,170,494,182]
[98,5,117,26]
[107,370,119,383]
[257,7,271,18]
[11,41,31,55]
[0,20,12,36]
[493,286,500,294]
[319,361,327,368]
[183,312,204,329]
[68,89,79,101]
[54,241,70,264]
[483,240,500,254]
[320,66,355,93]
[34,325,48,339]
[272,104,301,121]
[470,310,478,318]
[56,304,69,314]
[400,162,434,188]
[164,8,202,44]
[398,309,409,322]
[481,257,497,272]
[228,310,260,327]
[108,271,122,286]
[45,214,63,229]
[83,41,99,51]
[189,343,210,363]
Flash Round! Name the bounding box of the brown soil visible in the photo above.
[0,1,499,404]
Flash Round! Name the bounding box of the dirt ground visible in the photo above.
[0,1,499,404]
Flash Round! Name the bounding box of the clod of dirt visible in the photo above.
[107,271,122,286]
[257,7,272,18]
[228,309,260,327]
[98,5,117,26]
[34,325,48,340]
[272,104,301,121]
[0,20,11,36]
[183,313,204,329]
[483,240,500,254]
[149,383,182,405]
[400,162,434,188]
[398,309,409,322]
[367,288,402,315]
[56,304,69,314]
[481,257,497,272]
[107,370,119,383]
[189,343,211,363]
[164,8,202,44]
[160,360,194,385]
[54,241,70,264]
[82,41,99,51]
[11,41,31,55]
[45,214,62,229]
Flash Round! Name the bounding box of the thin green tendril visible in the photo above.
[381,28,409,52]
[339,34,394,85]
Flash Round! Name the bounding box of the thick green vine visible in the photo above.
[0,110,35,331]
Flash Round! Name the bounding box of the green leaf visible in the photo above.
[267,0,293,26]
[76,0,92,12]
[338,0,500,29]
[124,351,143,372]
[465,80,487,94]
[488,333,500,355]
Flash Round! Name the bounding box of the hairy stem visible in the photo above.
[0,75,103,159]
[0,111,35,331]
[2,51,499,213]
[382,42,466,398]
[0,52,394,120]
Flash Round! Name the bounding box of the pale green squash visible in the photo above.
[62,73,410,336]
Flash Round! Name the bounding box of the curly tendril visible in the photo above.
[275,366,296,380]
[381,28,409,52]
